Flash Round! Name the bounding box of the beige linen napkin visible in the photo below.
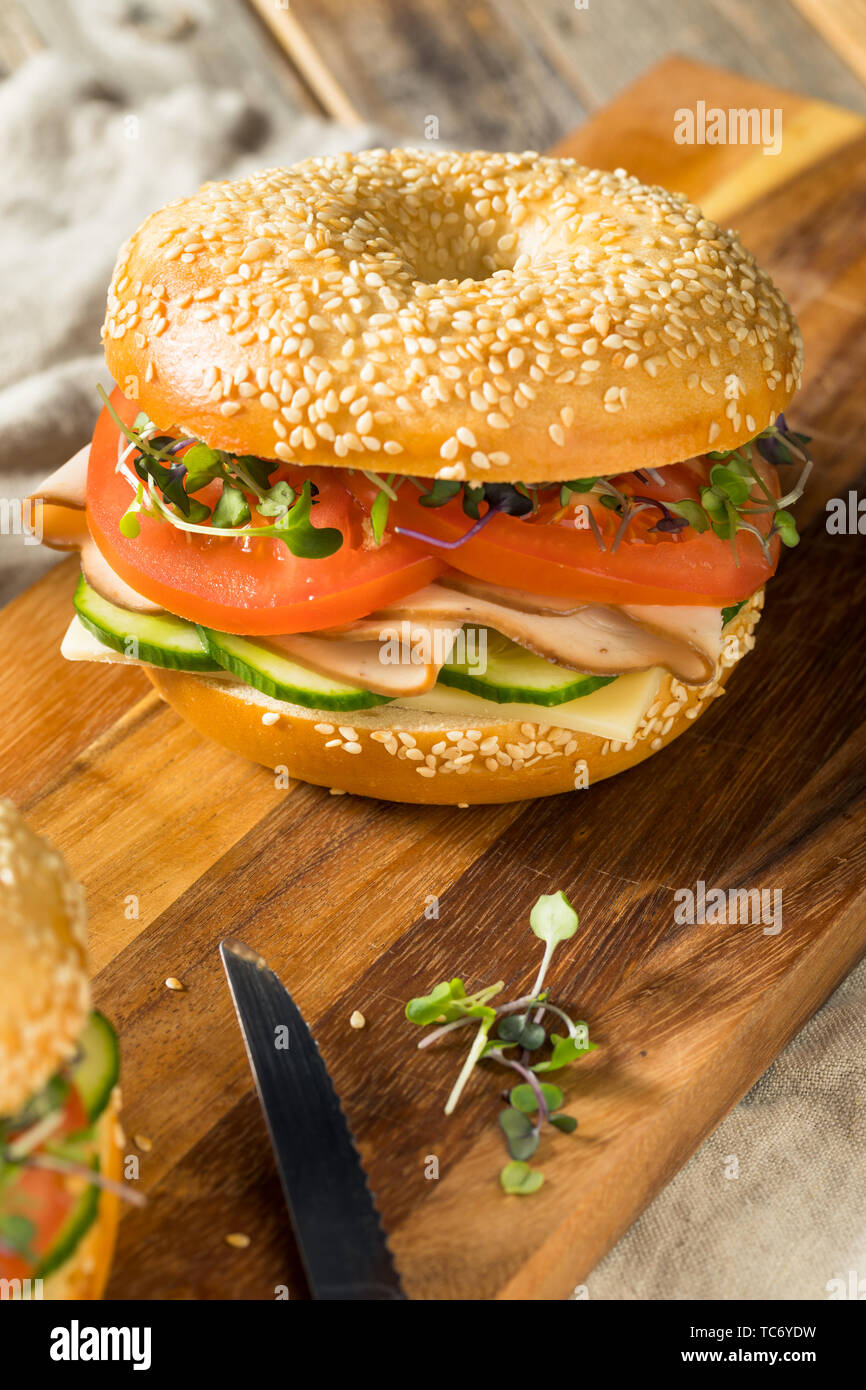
[0,47,384,602]
[581,956,865,1300]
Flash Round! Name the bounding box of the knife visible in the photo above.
[220,937,405,1300]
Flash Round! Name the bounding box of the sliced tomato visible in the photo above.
[0,1248,32,1281]
[0,1088,92,1279]
[87,389,445,635]
[0,1168,77,1277]
[375,459,780,606]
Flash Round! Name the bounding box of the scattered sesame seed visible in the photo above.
[349,1010,366,1029]
[165,977,185,992]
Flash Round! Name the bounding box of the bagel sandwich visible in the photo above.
[0,802,123,1299]
[30,149,810,803]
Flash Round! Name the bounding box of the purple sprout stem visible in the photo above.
[487,1049,550,1124]
[586,506,607,553]
[531,1000,578,1033]
[610,501,654,554]
[393,505,500,549]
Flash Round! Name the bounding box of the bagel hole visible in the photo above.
[411,244,518,286]
[408,208,522,284]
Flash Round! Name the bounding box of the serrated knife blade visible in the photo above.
[220,938,405,1300]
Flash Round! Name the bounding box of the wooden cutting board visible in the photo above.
[3,58,865,1301]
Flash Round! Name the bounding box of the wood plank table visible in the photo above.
[1,55,865,1299]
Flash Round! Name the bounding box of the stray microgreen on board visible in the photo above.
[404,891,596,1194]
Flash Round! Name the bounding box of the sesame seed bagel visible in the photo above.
[146,592,762,805]
[103,150,801,484]
[0,801,90,1116]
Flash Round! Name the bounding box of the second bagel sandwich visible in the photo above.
[31,149,810,803]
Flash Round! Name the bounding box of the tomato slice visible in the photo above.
[0,1088,92,1279]
[376,459,780,607]
[87,390,445,635]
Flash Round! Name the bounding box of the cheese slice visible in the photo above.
[391,667,665,742]
[62,616,146,666]
[60,616,234,674]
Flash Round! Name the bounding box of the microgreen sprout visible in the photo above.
[98,382,811,565]
[364,472,398,545]
[394,478,535,549]
[404,891,596,1194]
[393,418,812,559]
[666,418,812,562]
[97,385,342,558]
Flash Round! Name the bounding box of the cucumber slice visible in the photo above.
[69,1012,119,1123]
[721,599,747,628]
[198,627,391,711]
[73,576,218,671]
[439,629,615,706]
[36,1160,100,1278]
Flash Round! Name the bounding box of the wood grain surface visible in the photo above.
[2,57,865,1300]
[276,0,866,143]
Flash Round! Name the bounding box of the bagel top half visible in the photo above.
[103,149,802,483]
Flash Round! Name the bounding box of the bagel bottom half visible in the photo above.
[146,595,763,805]
[43,1089,122,1300]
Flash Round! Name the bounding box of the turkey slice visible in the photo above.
[265,625,463,697]
[29,444,89,510]
[30,444,163,613]
[330,582,719,685]
[79,539,164,615]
